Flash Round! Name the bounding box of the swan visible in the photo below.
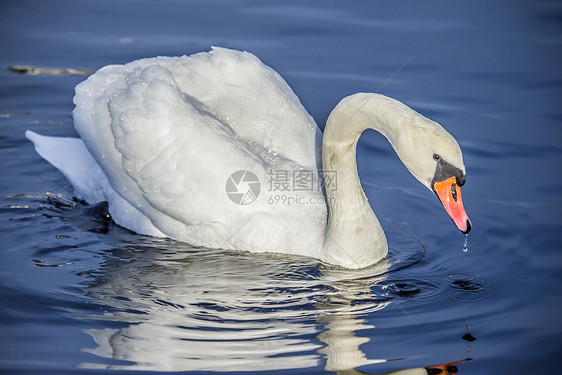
[26,47,471,269]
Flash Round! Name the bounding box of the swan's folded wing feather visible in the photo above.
[155,47,322,170]
[74,61,272,244]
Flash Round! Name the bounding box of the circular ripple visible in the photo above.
[445,273,494,302]
[382,278,443,301]
[386,281,421,297]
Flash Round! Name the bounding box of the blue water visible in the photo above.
[1,1,561,374]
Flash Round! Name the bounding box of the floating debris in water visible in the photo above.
[0,112,31,118]
[7,65,94,76]
[31,259,72,267]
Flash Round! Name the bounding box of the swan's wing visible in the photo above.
[153,47,322,170]
[73,61,298,245]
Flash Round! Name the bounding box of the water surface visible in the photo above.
[1,1,561,374]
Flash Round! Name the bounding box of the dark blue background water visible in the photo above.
[1,1,561,374]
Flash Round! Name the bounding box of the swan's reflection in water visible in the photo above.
[78,236,464,373]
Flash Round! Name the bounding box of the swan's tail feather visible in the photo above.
[26,130,167,238]
[25,130,107,204]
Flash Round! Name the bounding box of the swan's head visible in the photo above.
[392,112,472,234]
[326,93,471,234]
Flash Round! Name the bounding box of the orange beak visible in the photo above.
[433,176,471,233]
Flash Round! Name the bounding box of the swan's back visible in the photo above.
[158,47,321,169]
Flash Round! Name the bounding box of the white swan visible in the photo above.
[26,47,471,269]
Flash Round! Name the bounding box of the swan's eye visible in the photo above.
[433,154,441,161]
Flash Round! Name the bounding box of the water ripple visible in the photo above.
[445,273,494,302]
[383,278,443,301]
[9,195,472,372]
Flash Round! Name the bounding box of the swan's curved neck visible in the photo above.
[321,94,410,268]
